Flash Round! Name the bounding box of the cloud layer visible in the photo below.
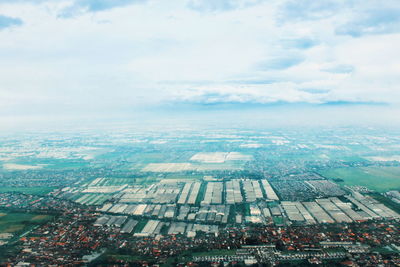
[0,0,399,127]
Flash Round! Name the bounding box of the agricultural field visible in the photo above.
[191,249,237,257]
[190,152,252,163]
[195,162,243,171]
[0,187,55,195]
[2,163,44,170]
[142,163,193,172]
[88,249,153,265]
[319,166,400,192]
[141,162,244,173]
[0,210,53,234]
[1,158,89,171]
[162,173,204,181]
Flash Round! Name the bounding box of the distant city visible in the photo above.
[0,127,399,266]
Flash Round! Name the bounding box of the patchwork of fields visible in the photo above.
[0,211,52,234]
[319,166,400,192]
[0,187,55,195]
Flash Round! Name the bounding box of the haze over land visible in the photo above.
[1,0,400,130]
[2,1,400,265]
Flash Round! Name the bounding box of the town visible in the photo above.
[0,128,399,266]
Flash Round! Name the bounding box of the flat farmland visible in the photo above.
[142,163,194,172]
[1,158,89,171]
[0,211,53,234]
[141,162,243,172]
[190,152,252,163]
[190,152,228,163]
[128,151,195,165]
[319,166,400,192]
[163,173,203,180]
[195,162,243,171]
[0,187,55,195]
[2,163,43,170]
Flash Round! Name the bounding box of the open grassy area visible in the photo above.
[191,249,237,257]
[88,249,155,266]
[195,182,207,206]
[273,216,284,226]
[109,254,149,262]
[319,166,400,192]
[1,158,89,171]
[133,219,148,233]
[164,173,204,180]
[0,210,53,234]
[0,187,55,195]
[0,211,53,261]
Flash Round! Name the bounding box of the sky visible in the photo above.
[0,0,400,130]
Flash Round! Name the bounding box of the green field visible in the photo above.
[191,249,237,257]
[88,249,155,266]
[0,210,53,234]
[164,173,204,180]
[273,216,284,226]
[2,158,89,171]
[133,219,148,233]
[319,166,400,192]
[0,187,55,195]
[0,211,54,262]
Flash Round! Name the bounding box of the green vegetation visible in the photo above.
[128,152,169,163]
[195,162,243,171]
[164,173,204,180]
[133,219,148,233]
[227,205,236,224]
[191,249,237,257]
[109,254,149,262]
[88,249,155,266]
[267,201,279,208]
[195,182,207,206]
[133,176,160,185]
[319,166,400,192]
[372,245,400,255]
[0,187,55,195]
[4,158,89,170]
[243,203,250,216]
[273,216,284,226]
[127,151,196,171]
[0,210,52,234]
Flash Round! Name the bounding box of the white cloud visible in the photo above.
[0,0,399,126]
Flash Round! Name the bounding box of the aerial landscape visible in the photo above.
[0,127,399,265]
[1,0,400,266]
